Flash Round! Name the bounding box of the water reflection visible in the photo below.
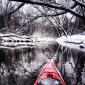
[0,42,85,85]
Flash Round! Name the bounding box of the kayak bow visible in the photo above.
[34,59,66,85]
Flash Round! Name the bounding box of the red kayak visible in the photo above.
[34,59,66,85]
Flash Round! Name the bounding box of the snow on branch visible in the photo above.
[9,2,25,15]
[9,0,85,19]
[72,0,85,8]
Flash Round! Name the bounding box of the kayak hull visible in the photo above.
[34,59,66,85]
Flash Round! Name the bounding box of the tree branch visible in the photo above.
[9,2,25,15]
[72,0,85,8]
[18,3,77,24]
[10,0,85,19]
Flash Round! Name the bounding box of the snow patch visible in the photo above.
[56,34,85,52]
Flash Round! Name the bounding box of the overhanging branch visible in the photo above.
[10,0,85,19]
[72,0,85,8]
[9,2,25,15]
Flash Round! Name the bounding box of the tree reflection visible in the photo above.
[0,43,85,85]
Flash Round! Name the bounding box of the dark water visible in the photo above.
[0,42,85,85]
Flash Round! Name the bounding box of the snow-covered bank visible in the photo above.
[0,33,56,48]
[56,34,85,52]
[0,33,36,48]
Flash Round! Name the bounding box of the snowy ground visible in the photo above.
[56,34,85,52]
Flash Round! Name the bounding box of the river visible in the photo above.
[0,36,85,85]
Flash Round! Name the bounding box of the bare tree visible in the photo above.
[0,0,84,35]
[9,0,85,19]
[0,0,25,31]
